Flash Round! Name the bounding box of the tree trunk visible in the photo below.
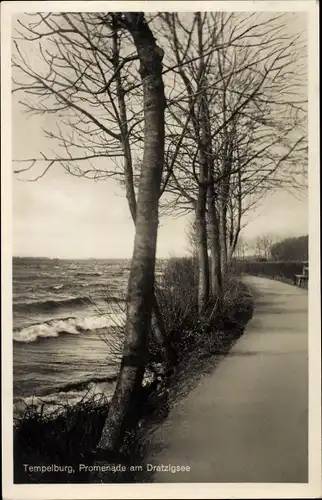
[112,25,175,369]
[226,168,242,267]
[194,15,211,314]
[207,184,222,302]
[98,13,166,452]
[218,146,233,276]
[219,198,228,275]
[195,188,210,314]
[194,14,222,306]
[227,227,240,265]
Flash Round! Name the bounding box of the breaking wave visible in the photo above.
[13,296,94,314]
[13,313,126,343]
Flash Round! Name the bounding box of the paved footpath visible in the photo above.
[143,276,308,483]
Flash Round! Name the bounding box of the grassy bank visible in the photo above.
[14,394,109,483]
[14,258,254,484]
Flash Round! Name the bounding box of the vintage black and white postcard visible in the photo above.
[1,1,320,499]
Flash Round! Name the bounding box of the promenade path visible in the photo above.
[143,276,308,483]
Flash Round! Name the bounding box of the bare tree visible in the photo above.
[158,12,307,287]
[158,12,224,312]
[13,10,170,450]
[253,234,277,260]
[209,13,306,271]
[96,12,167,452]
[12,12,177,368]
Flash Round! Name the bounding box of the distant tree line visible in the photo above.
[270,235,308,262]
[234,234,308,262]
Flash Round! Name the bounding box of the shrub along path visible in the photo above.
[141,276,308,483]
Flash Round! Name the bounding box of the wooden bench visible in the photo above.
[294,265,309,288]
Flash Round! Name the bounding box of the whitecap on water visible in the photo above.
[13,313,126,343]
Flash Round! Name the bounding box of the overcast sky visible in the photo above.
[12,11,308,259]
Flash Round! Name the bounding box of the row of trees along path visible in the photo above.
[13,12,307,453]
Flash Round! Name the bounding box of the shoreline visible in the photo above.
[13,274,254,484]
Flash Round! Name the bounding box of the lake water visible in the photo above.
[13,257,130,415]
